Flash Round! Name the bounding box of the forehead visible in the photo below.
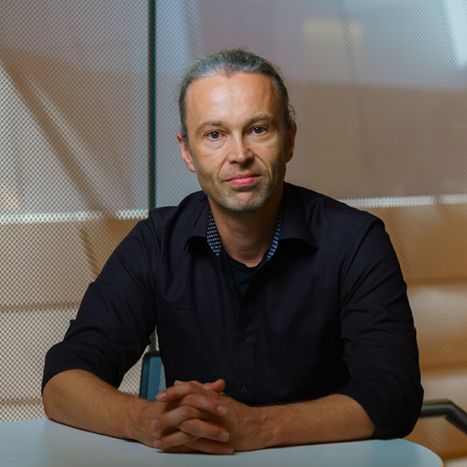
[184,72,281,126]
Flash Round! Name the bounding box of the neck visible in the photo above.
[209,188,283,267]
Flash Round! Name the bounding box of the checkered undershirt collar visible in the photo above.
[206,210,282,262]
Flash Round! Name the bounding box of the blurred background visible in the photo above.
[1,0,466,464]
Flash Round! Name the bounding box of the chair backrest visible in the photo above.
[139,351,165,400]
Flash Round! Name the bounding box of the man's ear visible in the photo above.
[285,121,297,163]
[176,132,196,173]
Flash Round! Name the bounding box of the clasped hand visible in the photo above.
[150,379,257,454]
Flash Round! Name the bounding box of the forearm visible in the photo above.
[42,369,157,443]
[254,394,374,449]
[156,382,375,452]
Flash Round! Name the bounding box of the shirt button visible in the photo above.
[240,385,249,395]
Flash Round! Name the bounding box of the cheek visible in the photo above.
[193,159,219,180]
[257,141,287,168]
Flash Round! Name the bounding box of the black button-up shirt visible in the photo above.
[43,183,423,438]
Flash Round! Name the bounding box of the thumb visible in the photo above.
[202,378,226,393]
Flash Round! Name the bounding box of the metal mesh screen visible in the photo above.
[1,0,148,421]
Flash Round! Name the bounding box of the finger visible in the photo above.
[179,418,230,443]
[174,379,209,387]
[187,437,234,455]
[173,379,204,386]
[156,430,233,455]
[172,378,224,391]
[153,430,195,450]
[154,404,201,435]
[202,379,226,393]
[154,432,234,454]
[157,381,211,402]
[184,378,224,389]
[182,393,228,416]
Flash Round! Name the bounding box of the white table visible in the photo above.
[0,419,443,467]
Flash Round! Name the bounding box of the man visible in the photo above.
[43,49,423,454]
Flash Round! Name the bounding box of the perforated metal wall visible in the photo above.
[1,0,148,421]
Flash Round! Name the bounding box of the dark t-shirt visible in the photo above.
[228,255,259,297]
[43,183,423,438]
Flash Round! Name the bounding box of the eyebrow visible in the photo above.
[195,114,276,136]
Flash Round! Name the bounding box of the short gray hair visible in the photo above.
[178,48,295,139]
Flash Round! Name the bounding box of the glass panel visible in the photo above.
[155,1,467,460]
[156,0,467,202]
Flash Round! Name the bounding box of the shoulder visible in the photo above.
[285,183,379,237]
[100,191,207,281]
[134,190,207,236]
[284,184,399,287]
[111,190,207,259]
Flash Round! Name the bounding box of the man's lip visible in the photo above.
[226,174,258,181]
[225,174,260,186]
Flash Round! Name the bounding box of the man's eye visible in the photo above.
[207,131,222,140]
[251,126,267,135]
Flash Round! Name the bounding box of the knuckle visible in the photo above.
[215,426,226,437]
[183,393,198,406]
[180,419,196,432]
[179,405,195,419]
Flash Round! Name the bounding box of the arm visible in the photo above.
[257,393,375,447]
[153,380,374,452]
[336,218,423,438]
[43,370,229,450]
[43,369,163,445]
[42,221,167,445]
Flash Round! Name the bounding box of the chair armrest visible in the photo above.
[420,399,467,434]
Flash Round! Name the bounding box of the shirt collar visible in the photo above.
[206,210,222,256]
[206,209,282,262]
[186,183,317,256]
[279,183,317,248]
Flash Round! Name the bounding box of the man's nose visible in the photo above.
[228,135,253,163]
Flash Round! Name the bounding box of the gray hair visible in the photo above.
[178,48,295,140]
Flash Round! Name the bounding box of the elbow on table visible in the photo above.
[42,382,56,422]
[374,381,424,439]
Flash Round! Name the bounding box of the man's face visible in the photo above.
[177,72,296,215]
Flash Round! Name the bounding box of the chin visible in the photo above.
[224,196,271,214]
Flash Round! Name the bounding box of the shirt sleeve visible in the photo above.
[42,220,157,391]
[335,217,424,438]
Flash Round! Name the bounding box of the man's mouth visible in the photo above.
[225,174,260,187]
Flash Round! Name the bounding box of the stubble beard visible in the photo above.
[198,170,284,215]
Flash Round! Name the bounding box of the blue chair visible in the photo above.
[139,332,165,400]
[139,350,164,400]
